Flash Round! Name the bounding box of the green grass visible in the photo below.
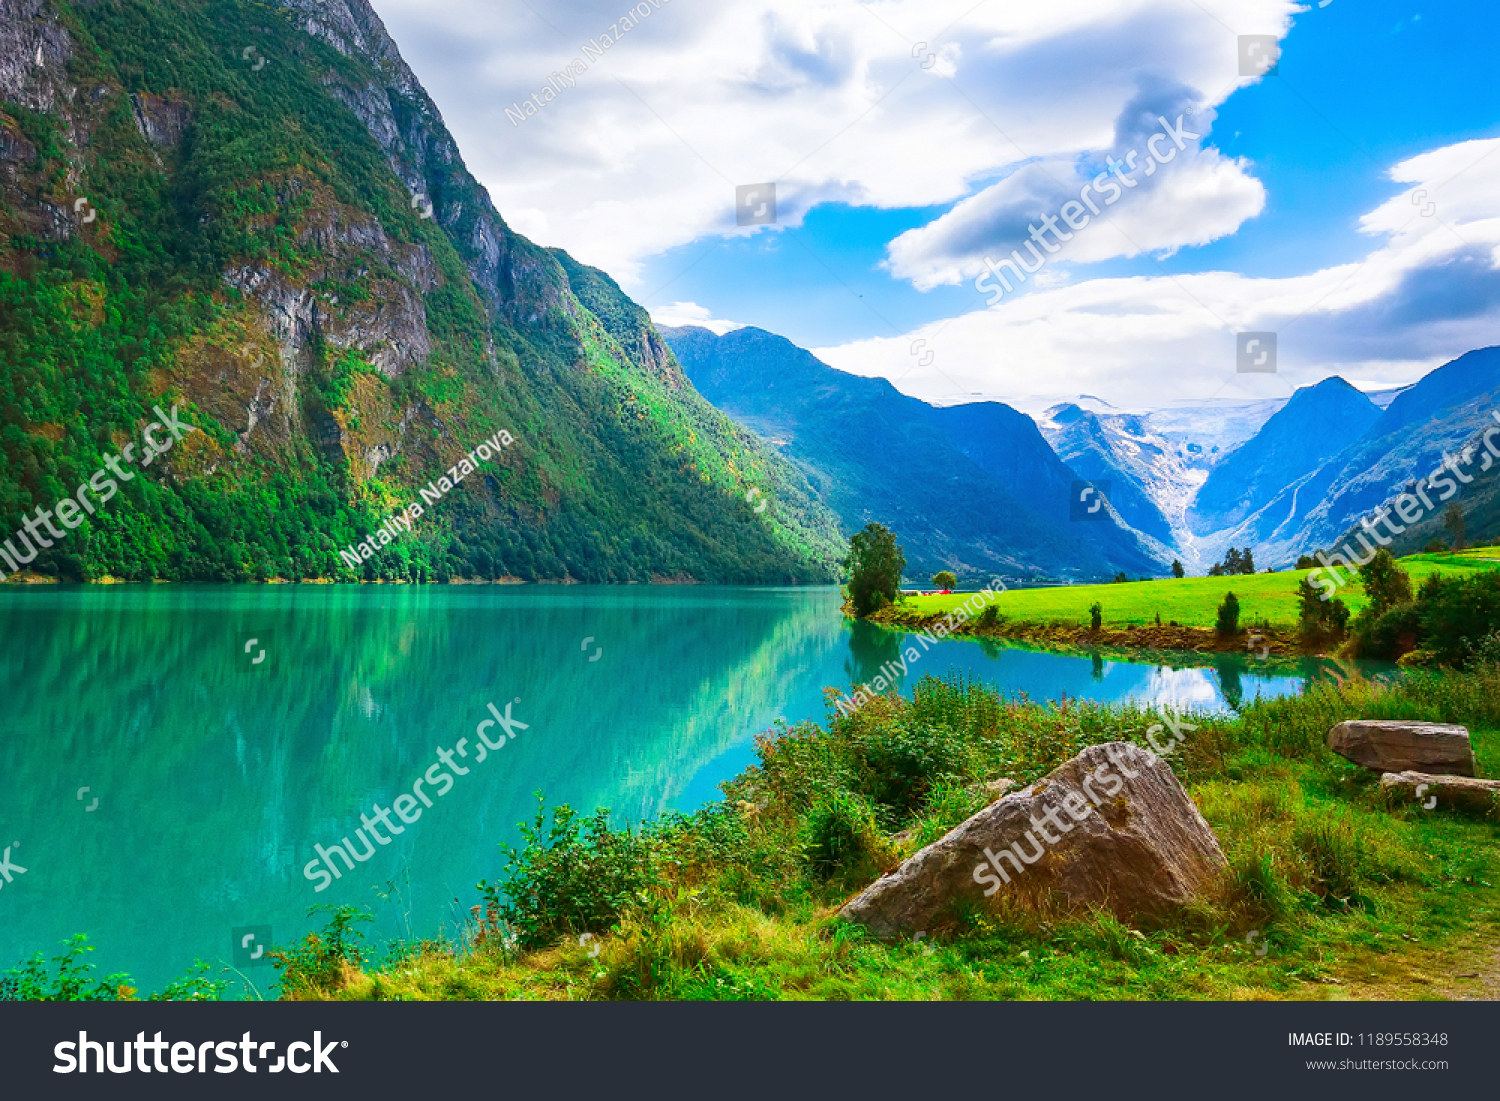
[896,552,1500,631]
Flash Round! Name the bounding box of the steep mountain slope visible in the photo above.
[0,0,842,583]
[1188,377,1382,532]
[1223,346,1500,564]
[1037,404,1187,545]
[661,325,1168,581]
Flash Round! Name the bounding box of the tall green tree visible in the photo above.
[1171,559,1185,579]
[1445,503,1467,551]
[931,570,956,591]
[844,522,906,617]
[1359,549,1414,620]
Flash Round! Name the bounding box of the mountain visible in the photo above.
[0,0,843,583]
[1220,347,1500,564]
[661,325,1168,581]
[1188,377,1382,533]
[1037,404,1188,547]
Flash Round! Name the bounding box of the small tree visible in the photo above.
[1358,548,1413,620]
[1216,591,1241,636]
[931,570,956,591]
[1297,577,1350,641]
[844,522,906,618]
[1171,560,1185,579]
[1445,503,1466,551]
[1089,602,1103,632]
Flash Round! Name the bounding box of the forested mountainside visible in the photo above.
[0,0,843,583]
[662,324,1168,581]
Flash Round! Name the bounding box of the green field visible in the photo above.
[900,550,1500,631]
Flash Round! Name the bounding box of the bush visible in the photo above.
[852,719,974,820]
[1,936,135,1001]
[1356,602,1424,661]
[1089,602,1103,631]
[800,792,890,887]
[977,604,999,629]
[274,906,372,996]
[1296,577,1350,643]
[1216,592,1241,636]
[485,798,658,951]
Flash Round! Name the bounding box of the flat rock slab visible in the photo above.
[1381,770,1500,814]
[1328,720,1475,776]
[839,742,1226,938]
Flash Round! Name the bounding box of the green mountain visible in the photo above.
[661,324,1168,581]
[0,0,842,583]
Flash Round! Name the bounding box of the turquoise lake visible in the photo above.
[0,585,1367,995]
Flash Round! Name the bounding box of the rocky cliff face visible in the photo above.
[0,0,842,582]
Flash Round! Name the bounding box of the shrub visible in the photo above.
[853,720,974,820]
[1089,602,1103,631]
[1,936,135,1001]
[1418,569,1500,667]
[485,798,658,951]
[977,604,999,629]
[1296,577,1350,643]
[800,792,889,887]
[274,906,373,996]
[1216,592,1241,636]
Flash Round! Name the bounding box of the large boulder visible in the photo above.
[1380,770,1500,814]
[1327,720,1475,776]
[839,742,1226,937]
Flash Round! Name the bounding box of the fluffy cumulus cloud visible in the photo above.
[814,137,1500,410]
[370,0,1299,283]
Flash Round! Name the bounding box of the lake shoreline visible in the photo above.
[865,603,1325,661]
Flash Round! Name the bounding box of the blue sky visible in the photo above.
[376,0,1500,408]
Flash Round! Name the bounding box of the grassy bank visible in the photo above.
[873,551,1500,654]
[14,668,1500,1002]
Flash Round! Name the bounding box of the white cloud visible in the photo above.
[370,0,1300,285]
[649,301,745,334]
[814,137,1500,409]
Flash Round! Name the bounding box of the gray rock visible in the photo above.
[1380,770,1500,814]
[839,742,1226,938]
[1327,720,1475,776]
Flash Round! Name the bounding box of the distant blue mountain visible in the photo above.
[660,325,1168,581]
[1188,376,1381,533]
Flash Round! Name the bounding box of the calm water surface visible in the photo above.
[0,585,1364,993]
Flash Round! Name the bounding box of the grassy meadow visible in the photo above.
[896,550,1500,632]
